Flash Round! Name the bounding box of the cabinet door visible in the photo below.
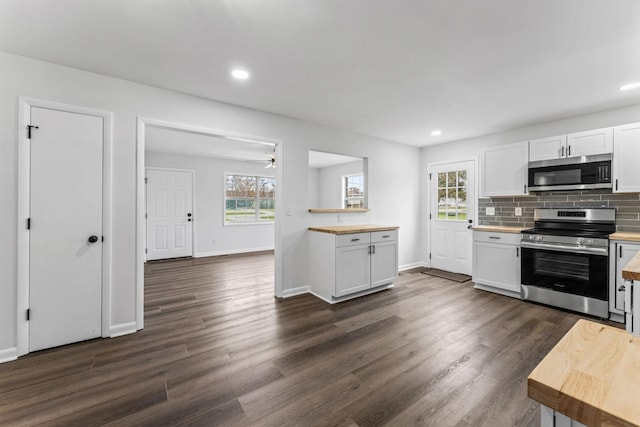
[567,127,612,158]
[371,240,398,288]
[614,243,640,312]
[481,141,528,196]
[473,242,520,293]
[335,244,371,297]
[529,135,567,161]
[613,122,640,193]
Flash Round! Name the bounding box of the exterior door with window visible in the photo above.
[429,160,475,275]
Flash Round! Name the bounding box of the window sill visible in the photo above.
[308,208,370,213]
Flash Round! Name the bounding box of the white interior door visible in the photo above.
[146,169,194,260]
[429,160,475,275]
[29,107,103,352]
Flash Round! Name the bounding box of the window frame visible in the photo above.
[224,173,276,225]
[342,174,365,209]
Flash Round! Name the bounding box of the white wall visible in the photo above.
[312,159,364,209]
[0,51,422,357]
[420,102,640,261]
[145,151,275,256]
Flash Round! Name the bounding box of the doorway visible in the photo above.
[135,118,283,330]
[17,98,113,356]
[428,159,476,276]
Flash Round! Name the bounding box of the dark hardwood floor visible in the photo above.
[1,252,606,426]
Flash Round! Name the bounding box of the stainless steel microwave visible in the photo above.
[527,154,612,192]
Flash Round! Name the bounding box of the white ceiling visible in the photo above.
[2,0,640,147]
[145,125,274,163]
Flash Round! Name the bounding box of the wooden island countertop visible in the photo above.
[528,319,640,427]
[308,224,398,234]
[610,231,640,243]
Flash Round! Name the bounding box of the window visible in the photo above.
[344,174,364,209]
[437,170,467,220]
[225,174,275,224]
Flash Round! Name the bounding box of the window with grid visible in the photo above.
[225,174,275,224]
[344,175,364,209]
[437,170,467,220]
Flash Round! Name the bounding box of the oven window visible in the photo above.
[533,252,589,281]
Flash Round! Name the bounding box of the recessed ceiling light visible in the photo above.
[231,69,250,80]
[620,82,640,91]
[431,130,442,136]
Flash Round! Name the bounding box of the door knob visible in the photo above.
[88,235,99,243]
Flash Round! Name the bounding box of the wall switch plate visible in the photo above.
[514,207,522,216]
[286,206,293,216]
[486,207,495,216]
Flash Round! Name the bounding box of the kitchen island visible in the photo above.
[528,319,639,427]
[308,224,399,303]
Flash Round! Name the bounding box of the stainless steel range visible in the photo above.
[520,208,616,318]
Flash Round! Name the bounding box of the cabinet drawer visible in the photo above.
[336,232,370,247]
[371,230,397,243]
[473,231,521,245]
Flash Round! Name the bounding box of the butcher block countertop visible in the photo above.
[471,225,527,234]
[308,224,399,234]
[528,319,640,427]
[622,251,640,281]
[610,231,640,242]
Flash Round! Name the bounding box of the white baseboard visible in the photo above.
[109,322,138,338]
[399,261,427,271]
[0,347,18,364]
[195,246,275,258]
[281,286,310,298]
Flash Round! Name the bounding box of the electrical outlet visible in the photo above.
[486,207,495,216]
[515,207,522,216]
[286,206,293,216]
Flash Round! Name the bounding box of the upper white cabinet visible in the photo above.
[528,135,567,161]
[529,127,613,161]
[613,122,640,193]
[480,141,528,197]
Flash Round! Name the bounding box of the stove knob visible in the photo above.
[588,239,594,245]
[577,238,585,246]
[529,235,534,240]
[537,235,543,241]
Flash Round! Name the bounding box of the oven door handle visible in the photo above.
[520,241,608,256]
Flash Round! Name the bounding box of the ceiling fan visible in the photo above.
[265,153,275,168]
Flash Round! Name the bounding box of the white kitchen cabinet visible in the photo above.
[472,230,521,299]
[609,240,640,322]
[480,141,528,197]
[613,122,640,193]
[529,135,567,161]
[529,127,612,161]
[309,228,398,303]
[540,405,587,427]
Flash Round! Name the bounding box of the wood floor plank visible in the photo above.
[0,251,621,426]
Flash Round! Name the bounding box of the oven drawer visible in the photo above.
[473,231,521,245]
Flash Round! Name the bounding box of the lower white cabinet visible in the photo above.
[609,240,640,323]
[472,231,522,298]
[540,405,587,427]
[309,229,398,303]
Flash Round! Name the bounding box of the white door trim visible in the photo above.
[426,156,478,268]
[135,117,284,330]
[145,167,196,261]
[17,97,113,357]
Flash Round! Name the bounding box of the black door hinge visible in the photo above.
[102,236,104,242]
[429,173,432,180]
[26,308,30,321]
[27,125,39,139]
[429,253,432,260]
[429,213,432,220]
[27,218,31,230]
[145,178,148,184]
[145,248,148,254]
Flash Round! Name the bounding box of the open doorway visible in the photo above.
[135,118,283,330]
